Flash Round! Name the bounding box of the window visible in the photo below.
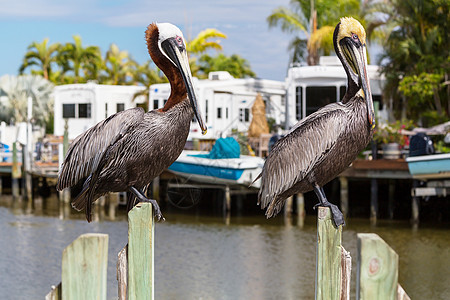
[78,103,91,118]
[305,86,336,116]
[62,104,75,118]
[105,103,108,118]
[62,103,91,118]
[163,99,168,105]
[153,99,159,110]
[295,86,303,120]
[226,107,229,119]
[239,108,250,122]
[117,103,125,112]
[217,107,222,119]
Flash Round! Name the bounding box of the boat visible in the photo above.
[168,137,264,187]
[406,153,450,179]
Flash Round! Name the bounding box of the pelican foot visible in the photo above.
[314,202,345,227]
[129,186,165,222]
[140,198,165,222]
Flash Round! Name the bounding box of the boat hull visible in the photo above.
[168,151,264,187]
[406,153,450,179]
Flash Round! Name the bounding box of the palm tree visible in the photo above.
[58,35,102,83]
[102,43,137,85]
[130,61,168,104]
[187,28,227,55]
[186,28,227,77]
[198,53,256,78]
[0,75,54,129]
[19,38,61,81]
[267,0,385,65]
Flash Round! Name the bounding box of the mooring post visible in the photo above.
[61,233,109,300]
[223,185,231,214]
[411,180,420,226]
[296,193,305,227]
[370,178,378,225]
[152,176,160,201]
[127,203,154,300]
[339,177,349,219]
[284,195,293,217]
[356,233,400,300]
[315,207,350,300]
[12,141,20,198]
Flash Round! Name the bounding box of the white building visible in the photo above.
[149,71,286,140]
[285,56,387,129]
[54,83,146,139]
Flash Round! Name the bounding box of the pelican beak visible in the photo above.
[162,38,207,135]
[340,40,375,129]
[356,45,375,130]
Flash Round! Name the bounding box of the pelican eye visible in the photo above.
[351,33,359,41]
[176,36,183,46]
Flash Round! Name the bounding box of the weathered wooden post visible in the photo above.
[152,176,160,201]
[339,177,349,218]
[284,195,293,217]
[61,233,108,299]
[59,120,71,203]
[315,207,351,300]
[296,193,305,227]
[356,233,403,300]
[126,203,155,300]
[12,141,21,198]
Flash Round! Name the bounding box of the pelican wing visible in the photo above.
[258,104,347,213]
[56,107,145,191]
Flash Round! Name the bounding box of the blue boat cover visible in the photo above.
[192,137,240,159]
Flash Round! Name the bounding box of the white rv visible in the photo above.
[285,56,387,129]
[53,83,146,139]
[149,71,286,140]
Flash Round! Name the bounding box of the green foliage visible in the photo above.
[198,53,256,79]
[18,27,255,87]
[379,0,449,125]
[267,0,386,65]
[0,75,54,128]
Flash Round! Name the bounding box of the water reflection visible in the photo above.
[0,195,449,299]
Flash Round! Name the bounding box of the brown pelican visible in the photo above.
[255,17,375,227]
[56,22,207,222]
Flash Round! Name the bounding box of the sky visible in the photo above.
[0,0,293,81]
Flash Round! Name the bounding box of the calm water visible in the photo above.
[0,195,449,299]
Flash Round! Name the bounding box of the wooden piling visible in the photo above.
[370,178,378,225]
[152,176,160,201]
[296,193,305,227]
[223,185,231,215]
[356,233,398,300]
[339,177,349,218]
[315,207,349,300]
[12,141,20,198]
[284,196,293,217]
[127,203,154,300]
[411,180,420,225]
[61,233,109,300]
[117,246,128,300]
